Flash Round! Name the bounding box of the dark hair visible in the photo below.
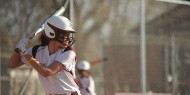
[39,34,50,46]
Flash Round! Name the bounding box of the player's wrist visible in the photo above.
[29,57,35,63]
[22,54,31,62]
[25,55,40,65]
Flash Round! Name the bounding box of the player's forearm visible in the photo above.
[24,54,52,77]
[8,52,24,68]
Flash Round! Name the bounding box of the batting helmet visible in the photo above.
[44,16,76,45]
[77,60,91,71]
[44,16,75,38]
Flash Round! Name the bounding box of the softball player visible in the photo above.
[77,61,96,95]
[8,16,80,95]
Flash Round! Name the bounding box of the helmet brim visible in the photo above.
[65,27,76,33]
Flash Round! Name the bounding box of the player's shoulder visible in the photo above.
[34,45,47,51]
[60,46,76,53]
[64,46,75,52]
[31,45,47,57]
[38,45,47,49]
[32,45,47,56]
[58,47,76,57]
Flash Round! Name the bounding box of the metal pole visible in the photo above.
[164,35,170,92]
[140,0,147,94]
[171,33,177,95]
[0,40,1,95]
[70,0,74,27]
[64,0,70,10]
[156,0,190,5]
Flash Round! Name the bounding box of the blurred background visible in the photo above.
[1,0,190,95]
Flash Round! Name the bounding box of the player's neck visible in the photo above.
[81,71,90,77]
[48,41,59,55]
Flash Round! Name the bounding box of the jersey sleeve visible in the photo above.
[55,50,76,71]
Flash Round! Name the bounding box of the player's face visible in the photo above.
[78,70,89,77]
[57,32,70,48]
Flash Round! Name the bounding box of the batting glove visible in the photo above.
[15,38,29,54]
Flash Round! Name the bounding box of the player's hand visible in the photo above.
[15,38,29,54]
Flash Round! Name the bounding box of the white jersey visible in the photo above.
[27,45,80,95]
[79,76,96,95]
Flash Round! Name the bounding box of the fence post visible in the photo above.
[171,33,177,95]
[140,0,147,94]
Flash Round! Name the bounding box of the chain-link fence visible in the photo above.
[1,0,190,95]
[100,0,190,95]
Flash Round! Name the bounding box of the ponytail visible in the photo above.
[39,34,49,46]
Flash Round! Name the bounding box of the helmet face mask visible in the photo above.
[44,16,76,46]
[55,31,75,46]
[68,33,75,46]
